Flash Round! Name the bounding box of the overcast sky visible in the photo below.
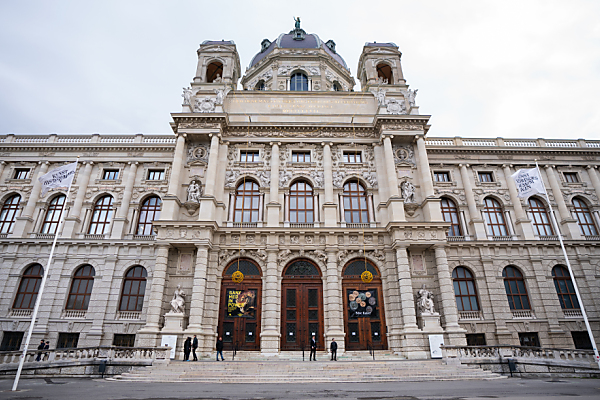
[0,0,598,140]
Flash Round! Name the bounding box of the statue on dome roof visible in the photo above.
[294,16,301,30]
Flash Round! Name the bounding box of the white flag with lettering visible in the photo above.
[511,167,546,198]
[39,162,77,196]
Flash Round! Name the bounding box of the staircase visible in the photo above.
[109,354,506,383]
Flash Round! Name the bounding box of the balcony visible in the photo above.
[458,310,483,320]
[62,310,87,319]
[132,234,156,241]
[36,233,55,240]
[512,310,535,319]
[563,309,583,318]
[584,235,600,241]
[117,311,141,320]
[9,309,32,318]
[84,234,106,240]
[289,223,314,228]
[490,236,513,241]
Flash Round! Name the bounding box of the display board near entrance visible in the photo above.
[226,289,257,318]
[347,289,378,318]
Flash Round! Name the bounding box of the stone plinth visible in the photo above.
[418,313,443,332]
[161,312,185,333]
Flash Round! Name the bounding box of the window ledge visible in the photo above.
[584,235,600,241]
[563,309,583,318]
[94,179,122,185]
[62,310,87,319]
[459,310,483,320]
[84,234,106,240]
[512,310,535,319]
[117,311,141,320]
[9,309,32,318]
[5,178,32,185]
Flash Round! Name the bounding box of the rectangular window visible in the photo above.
[240,150,260,163]
[571,331,593,350]
[57,333,80,349]
[291,151,311,163]
[434,171,450,182]
[102,169,119,180]
[466,333,486,346]
[13,169,29,180]
[343,152,362,163]
[0,331,24,351]
[478,172,494,182]
[113,334,136,347]
[564,172,579,183]
[147,169,165,180]
[518,332,540,347]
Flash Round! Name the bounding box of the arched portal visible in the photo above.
[342,259,387,350]
[218,258,262,351]
[280,259,324,351]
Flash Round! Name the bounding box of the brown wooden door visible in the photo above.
[281,281,323,351]
[218,279,261,351]
[342,281,387,351]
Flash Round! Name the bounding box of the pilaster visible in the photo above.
[459,164,487,240]
[261,249,280,354]
[12,161,49,237]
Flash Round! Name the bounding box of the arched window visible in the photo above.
[452,267,479,311]
[0,194,21,234]
[483,197,509,237]
[441,198,462,237]
[552,266,580,309]
[41,195,66,234]
[66,265,95,310]
[376,63,393,84]
[343,181,369,223]
[224,258,261,278]
[13,264,43,309]
[88,195,114,235]
[290,181,313,223]
[255,80,266,91]
[290,73,308,91]
[119,266,147,312]
[528,198,554,236]
[206,61,223,83]
[136,196,162,235]
[333,81,342,91]
[502,266,530,310]
[234,180,260,223]
[572,198,598,236]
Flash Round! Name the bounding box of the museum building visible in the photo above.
[0,23,599,358]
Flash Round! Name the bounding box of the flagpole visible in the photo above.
[535,161,600,370]
[12,157,79,392]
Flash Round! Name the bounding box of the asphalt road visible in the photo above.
[0,377,599,400]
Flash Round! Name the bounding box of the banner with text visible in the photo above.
[39,162,77,196]
[511,167,546,198]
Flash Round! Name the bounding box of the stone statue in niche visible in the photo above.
[404,89,418,107]
[374,88,386,107]
[187,180,202,202]
[401,181,416,203]
[417,285,435,315]
[213,74,223,83]
[214,87,231,105]
[182,87,192,105]
[170,285,186,314]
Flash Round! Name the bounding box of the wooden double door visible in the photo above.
[281,280,324,351]
[342,280,388,351]
[218,279,261,351]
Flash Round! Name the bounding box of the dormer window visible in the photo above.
[255,80,266,91]
[326,40,336,53]
[333,81,342,91]
[261,39,271,52]
[290,73,308,91]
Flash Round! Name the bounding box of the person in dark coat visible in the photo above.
[43,340,50,360]
[330,338,337,361]
[36,340,45,361]
[309,334,317,361]
[192,335,198,361]
[216,336,224,361]
[183,337,192,361]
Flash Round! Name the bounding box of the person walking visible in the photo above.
[216,336,224,361]
[43,340,50,361]
[192,335,198,361]
[330,338,337,361]
[183,337,192,361]
[36,340,45,361]
[309,334,317,361]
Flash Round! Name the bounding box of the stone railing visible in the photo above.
[458,310,483,320]
[563,309,583,318]
[116,311,142,320]
[9,309,32,318]
[512,310,535,319]
[425,137,600,149]
[62,310,87,319]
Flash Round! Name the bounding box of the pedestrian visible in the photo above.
[183,337,191,361]
[309,334,317,361]
[36,340,45,361]
[43,340,50,361]
[192,335,198,361]
[216,336,224,361]
[330,338,337,361]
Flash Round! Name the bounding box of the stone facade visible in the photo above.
[0,27,599,359]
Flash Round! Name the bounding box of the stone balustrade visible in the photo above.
[425,137,600,148]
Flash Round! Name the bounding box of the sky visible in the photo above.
[0,0,598,140]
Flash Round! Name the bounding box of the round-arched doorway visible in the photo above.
[217,258,262,351]
[280,259,324,351]
[342,259,388,350]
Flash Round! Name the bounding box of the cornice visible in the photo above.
[0,145,175,153]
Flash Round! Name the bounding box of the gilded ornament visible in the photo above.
[361,270,373,283]
[232,270,244,283]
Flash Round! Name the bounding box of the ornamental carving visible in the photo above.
[226,130,377,139]
[385,98,406,115]
[257,170,270,187]
[187,144,209,163]
[393,145,415,165]
[178,122,221,129]
[333,171,346,188]
[381,122,424,131]
[194,97,217,113]
[310,171,324,188]
[362,171,378,188]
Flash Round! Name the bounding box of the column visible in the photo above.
[161,133,186,220]
[502,165,535,239]
[313,194,319,225]
[459,164,487,240]
[12,161,49,237]
[544,165,581,239]
[261,249,280,354]
[395,246,418,331]
[586,166,600,201]
[373,144,389,224]
[416,135,442,221]
[382,136,405,222]
[322,143,337,226]
[139,245,169,333]
[63,162,93,237]
[87,256,118,337]
[433,245,460,329]
[33,255,67,336]
[199,134,220,221]
[267,142,281,227]
[186,246,209,348]
[0,161,5,181]
[325,250,344,348]
[111,162,138,239]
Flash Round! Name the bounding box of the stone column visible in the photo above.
[266,142,281,227]
[0,161,6,181]
[199,134,221,221]
[213,142,228,224]
[382,136,405,222]
[586,166,600,202]
[12,161,49,237]
[373,144,389,224]
[459,164,487,240]
[433,245,460,330]
[161,133,186,220]
[87,256,118,338]
[322,143,337,226]
[186,246,209,348]
[33,255,67,336]
[395,246,418,330]
[502,165,535,240]
[111,162,138,239]
[544,165,581,239]
[63,162,93,238]
[261,249,280,354]
[139,245,170,334]
[415,135,442,221]
[325,250,344,349]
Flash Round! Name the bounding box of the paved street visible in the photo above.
[0,377,599,399]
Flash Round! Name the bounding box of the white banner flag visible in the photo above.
[511,167,546,198]
[39,162,78,197]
